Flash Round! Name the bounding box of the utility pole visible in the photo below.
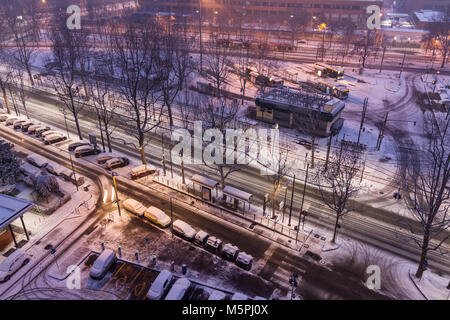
[379,46,386,73]
[399,51,406,78]
[288,175,296,226]
[324,134,332,172]
[282,180,290,223]
[357,98,368,145]
[108,171,121,217]
[96,109,106,152]
[161,133,166,175]
[376,112,389,151]
[69,151,78,192]
[296,163,309,243]
[170,195,175,239]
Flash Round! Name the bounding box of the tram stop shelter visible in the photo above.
[0,194,34,249]
[191,174,219,202]
[222,186,253,214]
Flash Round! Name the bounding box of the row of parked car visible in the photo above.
[0,113,67,145]
[123,197,253,271]
[89,249,256,300]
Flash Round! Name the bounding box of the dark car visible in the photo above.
[74,145,101,158]
[68,141,91,152]
[105,157,130,170]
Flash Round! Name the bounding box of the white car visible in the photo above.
[89,249,116,280]
[44,133,67,145]
[235,252,253,271]
[5,116,20,126]
[144,206,171,228]
[146,269,173,300]
[123,198,146,217]
[231,292,249,300]
[194,230,209,246]
[208,290,227,300]
[41,130,60,139]
[0,250,30,282]
[222,243,239,261]
[164,277,191,300]
[0,114,15,122]
[13,119,27,129]
[172,220,196,241]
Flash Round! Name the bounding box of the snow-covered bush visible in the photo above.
[0,139,21,186]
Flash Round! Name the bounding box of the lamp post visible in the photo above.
[282,179,291,223]
[170,195,175,239]
[107,170,121,217]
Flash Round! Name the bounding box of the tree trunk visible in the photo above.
[26,67,34,86]
[331,213,340,243]
[139,132,147,165]
[73,112,83,140]
[441,52,447,69]
[1,87,11,114]
[310,135,315,169]
[415,233,430,279]
[271,189,277,219]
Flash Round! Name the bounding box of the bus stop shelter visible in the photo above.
[0,194,34,249]
[191,174,219,202]
[223,185,253,214]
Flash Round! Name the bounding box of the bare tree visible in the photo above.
[315,142,364,243]
[401,114,450,278]
[111,18,163,165]
[352,29,377,72]
[9,62,30,119]
[287,11,311,47]
[426,8,450,68]
[264,148,290,219]
[205,35,231,99]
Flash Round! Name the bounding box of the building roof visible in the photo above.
[414,10,445,23]
[0,194,34,230]
[223,186,253,203]
[191,174,219,189]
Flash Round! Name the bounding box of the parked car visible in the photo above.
[13,119,27,129]
[205,236,223,254]
[41,130,60,139]
[5,116,19,126]
[172,220,196,241]
[20,120,34,132]
[194,230,209,246]
[164,277,191,300]
[208,290,227,300]
[35,126,52,137]
[0,114,13,122]
[68,141,90,152]
[144,206,171,228]
[96,153,118,164]
[146,270,173,300]
[235,252,253,271]
[231,292,249,300]
[130,164,157,180]
[222,243,239,261]
[0,249,30,282]
[89,249,116,280]
[27,124,43,135]
[27,154,48,168]
[123,198,146,217]
[105,157,130,170]
[74,145,101,158]
[44,133,67,145]
[46,162,67,176]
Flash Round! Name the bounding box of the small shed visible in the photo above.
[223,185,253,214]
[191,174,219,202]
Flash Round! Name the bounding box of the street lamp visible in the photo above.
[169,195,175,239]
[107,170,121,217]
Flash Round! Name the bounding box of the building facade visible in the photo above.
[139,0,385,26]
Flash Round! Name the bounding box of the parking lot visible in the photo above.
[82,252,233,300]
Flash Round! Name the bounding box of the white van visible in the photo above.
[144,206,171,228]
[130,164,157,180]
[123,198,146,217]
[208,290,227,300]
[0,249,30,282]
[90,249,116,280]
[164,277,191,300]
[26,154,48,168]
[172,220,196,241]
[146,270,173,300]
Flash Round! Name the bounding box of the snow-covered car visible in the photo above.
[13,119,27,129]
[74,145,101,158]
[144,206,171,228]
[0,249,30,282]
[222,243,239,261]
[41,130,60,139]
[204,236,223,254]
[5,116,19,126]
[34,126,52,137]
[46,162,67,176]
[130,164,157,180]
[123,198,146,217]
[89,249,116,280]
[164,277,191,300]
[231,292,249,300]
[44,133,67,145]
[26,154,48,168]
[27,124,43,134]
[172,220,196,241]
[194,230,209,246]
[68,141,90,152]
[105,157,130,170]
[208,290,227,300]
[96,153,118,164]
[235,252,253,271]
[0,114,15,122]
[146,269,173,300]
[20,120,34,132]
